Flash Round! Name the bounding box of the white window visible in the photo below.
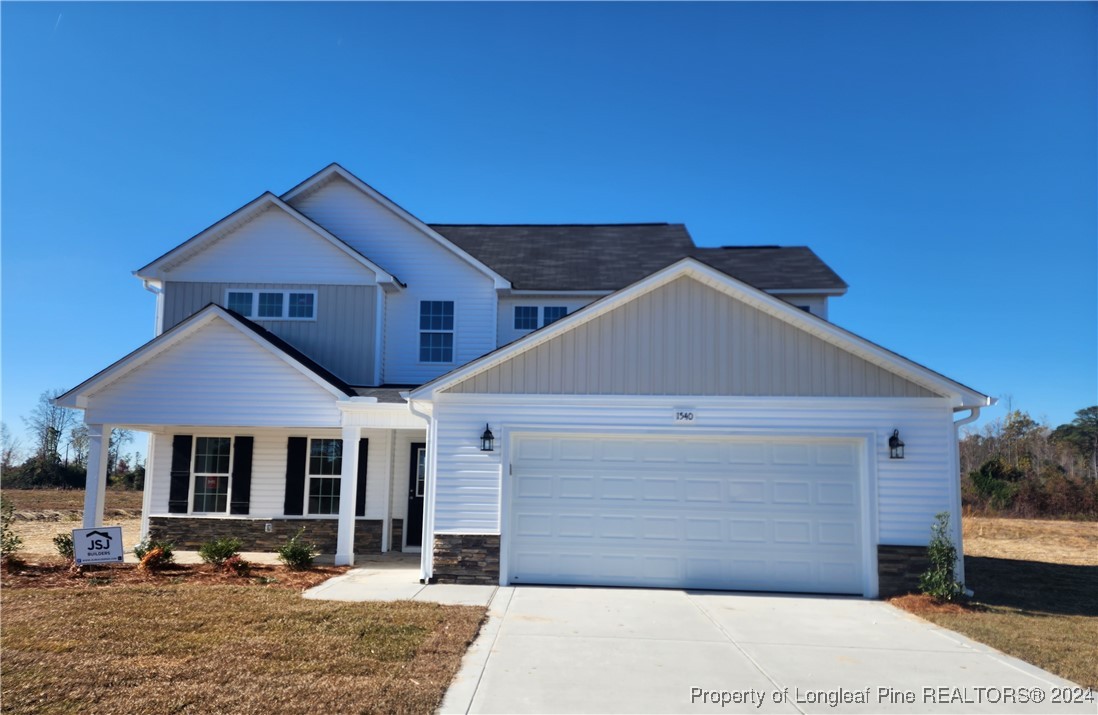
[192,437,232,513]
[419,301,454,362]
[224,290,317,320]
[307,438,343,515]
[542,306,567,326]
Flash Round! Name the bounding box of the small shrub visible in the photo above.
[134,537,175,565]
[222,554,252,577]
[54,532,74,561]
[139,546,173,571]
[198,537,243,567]
[1,495,22,566]
[919,512,965,602]
[276,528,318,571]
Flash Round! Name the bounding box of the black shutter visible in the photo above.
[229,436,254,515]
[355,438,369,517]
[168,435,193,514]
[284,437,307,516]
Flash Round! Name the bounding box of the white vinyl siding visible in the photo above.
[162,282,376,385]
[460,276,939,398]
[497,296,597,347]
[430,394,957,547]
[84,318,343,428]
[286,174,497,384]
[156,205,377,285]
[149,427,423,520]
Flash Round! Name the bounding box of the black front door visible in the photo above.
[406,442,426,548]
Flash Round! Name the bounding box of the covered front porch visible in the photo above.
[53,304,430,566]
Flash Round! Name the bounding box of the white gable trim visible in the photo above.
[55,305,350,410]
[281,164,512,289]
[411,258,992,408]
[134,192,399,287]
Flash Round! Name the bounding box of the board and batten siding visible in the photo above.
[430,395,957,546]
[286,175,498,385]
[149,428,402,519]
[157,205,378,285]
[450,276,940,398]
[84,318,342,427]
[162,282,376,385]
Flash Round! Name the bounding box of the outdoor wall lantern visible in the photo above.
[889,429,905,459]
[480,424,495,452]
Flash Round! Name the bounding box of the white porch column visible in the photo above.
[335,426,361,566]
[82,424,111,529]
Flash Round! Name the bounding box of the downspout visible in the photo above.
[142,280,163,336]
[406,396,434,583]
[952,406,982,596]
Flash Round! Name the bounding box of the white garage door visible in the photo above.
[508,434,864,595]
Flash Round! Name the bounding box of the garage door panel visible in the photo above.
[509,435,864,595]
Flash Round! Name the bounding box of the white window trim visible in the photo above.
[306,437,343,516]
[189,436,234,515]
[224,289,318,321]
[418,300,456,365]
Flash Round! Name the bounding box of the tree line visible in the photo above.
[0,389,145,490]
[959,405,1097,519]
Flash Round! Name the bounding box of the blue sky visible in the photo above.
[2,2,1095,449]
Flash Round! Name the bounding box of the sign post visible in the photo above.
[72,526,124,565]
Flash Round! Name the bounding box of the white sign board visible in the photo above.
[72,526,124,565]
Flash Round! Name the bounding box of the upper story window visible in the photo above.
[419,301,454,363]
[514,305,569,331]
[225,290,317,320]
[542,306,567,326]
[514,306,538,330]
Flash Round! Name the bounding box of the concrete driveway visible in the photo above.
[440,586,1088,714]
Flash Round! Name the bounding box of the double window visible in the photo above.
[419,301,454,362]
[514,305,568,330]
[307,438,343,515]
[226,290,317,320]
[192,437,232,513]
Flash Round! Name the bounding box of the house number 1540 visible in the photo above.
[674,410,696,423]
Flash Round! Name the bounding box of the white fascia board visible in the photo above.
[54,305,350,409]
[281,164,512,290]
[501,289,614,297]
[766,287,848,296]
[411,257,991,408]
[133,192,398,286]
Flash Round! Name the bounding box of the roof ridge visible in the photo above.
[429,222,678,227]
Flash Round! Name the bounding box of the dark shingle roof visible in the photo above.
[429,224,846,292]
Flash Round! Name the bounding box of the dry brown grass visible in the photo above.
[1,488,143,515]
[963,516,1098,566]
[1,579,486,714]
[893,516,1098,689]
[12,518,144,559]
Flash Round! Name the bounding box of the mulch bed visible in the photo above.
[1,558,348,590]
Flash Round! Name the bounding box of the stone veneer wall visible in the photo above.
[390,519,403,552]
[877,545,931,597]
[148,517,382,554]
[432,534,500,584]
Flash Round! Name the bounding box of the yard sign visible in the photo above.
[72,526,124,565]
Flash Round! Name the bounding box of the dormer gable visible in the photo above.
[135,192,401,289]
[282,163,511,289]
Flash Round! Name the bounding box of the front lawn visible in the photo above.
[892,517,1098,689]
[1,566,487,714]
[2,488,144,515]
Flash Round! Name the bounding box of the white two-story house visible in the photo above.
[58,164,992,598]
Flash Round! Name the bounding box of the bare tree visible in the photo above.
[68,424,90,467]
[1,422,23,472]
[23,390,78,462]
[108,428,134,474]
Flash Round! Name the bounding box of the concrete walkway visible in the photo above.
[439,586,1089,715]
[303,556,496,606]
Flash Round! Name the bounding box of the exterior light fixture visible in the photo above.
[889,429,905,459]
[480,424,495,452]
